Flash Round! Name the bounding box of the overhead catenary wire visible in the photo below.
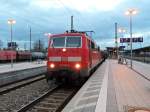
[1,0,95,39]
[62,0,94,30]
[56,0,93,31]
[0,0,49,31]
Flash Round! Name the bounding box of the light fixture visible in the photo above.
[75,63,81,69]
[50,63,55,68]
[62,48,66,52]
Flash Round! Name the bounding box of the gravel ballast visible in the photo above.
[0,79,50,112]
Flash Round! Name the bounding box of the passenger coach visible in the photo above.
[46,31,102,83]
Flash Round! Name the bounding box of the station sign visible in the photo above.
[119,46,125,48]
[119,46,125,50]
[120,37,143,43]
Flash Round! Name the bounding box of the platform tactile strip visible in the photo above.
[124,106,150,112]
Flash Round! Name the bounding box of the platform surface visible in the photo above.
[0,61,46,74]
[126,59,150,80]
[63,60,150,112]
[109,60,150,112]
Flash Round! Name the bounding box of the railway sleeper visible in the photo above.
[49,96,66,100]
[34,106,56,112]
[45,98,64,103]
[36,103,57,109]
[50,93,70,97]
[37,102,59,108]
[40,102,60,107]
[43,99,62,104]
[53,93,70,96]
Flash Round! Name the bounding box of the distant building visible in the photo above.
[106,47,118,59]
[7,42,18,50]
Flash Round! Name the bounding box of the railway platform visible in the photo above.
[0,61,47,86]
[0,60,46,74]
[62,59,150,112]
[126,59,150,80]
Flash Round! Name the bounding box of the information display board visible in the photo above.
[120,37,143,43]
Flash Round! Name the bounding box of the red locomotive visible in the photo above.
[46,31,103,83]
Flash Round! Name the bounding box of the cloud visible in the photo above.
[0,0,150,50]
[29,0,122,12]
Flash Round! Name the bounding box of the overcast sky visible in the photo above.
[0,0,150,50]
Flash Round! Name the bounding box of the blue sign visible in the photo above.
[119,46,125,48]
[120,37,143,43]
[137,37,143,42]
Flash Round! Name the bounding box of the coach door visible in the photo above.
[88,39,92,69]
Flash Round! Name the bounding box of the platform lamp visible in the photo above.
[118,27,126,58]
[118,27,126,34]
[44,33,52,44]
[118,27,126,46]
[44,33,52,53]
[125,9,138,68]
[8,19,16,68]
[44,33,51,37]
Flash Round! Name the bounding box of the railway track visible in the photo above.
[0,75,45,95]
[16,85,78,112]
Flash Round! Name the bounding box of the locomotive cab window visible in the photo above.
[52,37,65,47]
[66,37,81,47]
[51,36,81,48]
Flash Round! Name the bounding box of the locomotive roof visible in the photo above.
[50,33,99,48]
[51,32,94,41]
[51,32,84,37]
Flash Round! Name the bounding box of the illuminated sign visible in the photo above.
[119,46,125,48]
[120,37,143,43]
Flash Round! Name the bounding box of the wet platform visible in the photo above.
[0,61,46,74]
[126,59,150,80]
[62,60,150,112]
[0,61,47,86]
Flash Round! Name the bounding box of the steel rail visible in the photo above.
[0,75,45,95]
[16,85,61,112]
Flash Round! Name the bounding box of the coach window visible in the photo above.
[91,41,95,49]
[98,46,100,51]
[87,40,91,49]
[94,44,98,50]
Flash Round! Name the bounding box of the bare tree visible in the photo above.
[33,39,45,52]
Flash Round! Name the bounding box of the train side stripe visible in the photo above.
[68,57,81,62]
[49,57,81,62]
[49,57,61,61]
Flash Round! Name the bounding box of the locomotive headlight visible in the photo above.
[75,63,81,69]
[62,48,66,52]
[50,63,55,68]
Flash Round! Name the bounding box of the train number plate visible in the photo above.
[61,57,68,61]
